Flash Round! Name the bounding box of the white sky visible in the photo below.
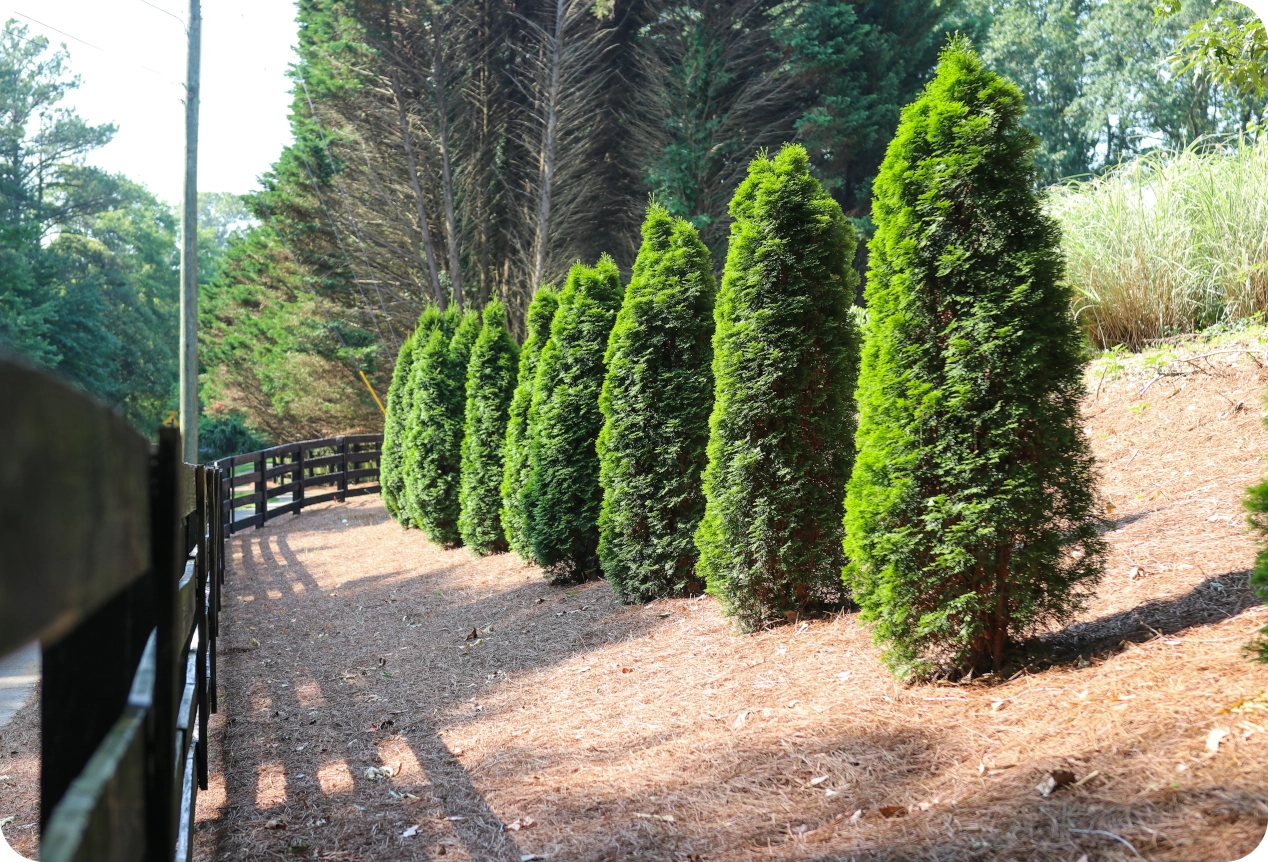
[1,0,298,204]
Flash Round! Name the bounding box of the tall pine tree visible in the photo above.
[598,204,716,602]
[403,308,481,547]
[695,145,860,629]
[501,286,559,559]
[459,300,520,554]
[523,256,624,582]
[843,39,1105,679]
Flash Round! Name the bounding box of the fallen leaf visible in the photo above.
[621,667,634,673]
[0,816,14,828]
[465,628,479,641]
[451,748,464,756]
[835,671,852,682]
[809,776,828,786]
[1035,770,1076,797]
[364,766,394,780]
[505,816,537,831]
[447,816,466,822]
[1072,770,1100,787]
[733,711,748,730]
[521,855,545,862]
[1206,727,1230,753]
[288,839,310,855]
[265,817,287,830]
[877,806,907,819]
[578,666,591,673]
[790,823,812,835]
[1127,565,1146,579]
[402,825,419,838]
[849,809,863,823]
[657,612,672,618]
[249,638,260,648]
[633,813,675,822]
[534,597,545,604]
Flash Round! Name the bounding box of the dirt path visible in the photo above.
[197,350,1268,862]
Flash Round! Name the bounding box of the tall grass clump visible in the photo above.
[1049,136,1268,349]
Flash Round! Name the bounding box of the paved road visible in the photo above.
[0,642,39,728]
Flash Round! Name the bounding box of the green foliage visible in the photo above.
[402,307,480,547]
[843,40,1106,679]
[200,412,269,462]
[459,301,520,554]
[501,286,560,560]
[1245,466,1268,662]
[694,144,860,629]
[523,257,624,581]
[380,329,418,522]
[598,204,716,602]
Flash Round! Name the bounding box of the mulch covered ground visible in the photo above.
[0,683,40,859]
[11,338,1268,862]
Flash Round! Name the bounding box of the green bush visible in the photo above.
[523,256,624,581]
[1245,420,1268,662]
[694,144,860,629]
[843,40,1105,679]
[500,286,559,560]
[402,307,481,547]
[200,411,268,463]
[598,204,716,602]
[380,324,420,523]
[459,301,520,554]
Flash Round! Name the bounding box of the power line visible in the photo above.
[12,10,182,87]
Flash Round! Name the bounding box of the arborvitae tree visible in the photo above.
[843,40,1105,679]
[598,204,716,602]
[523,256,624,581]
[501,286,559,559]
[380,327,419,524]
[403,307,482,547]
[459,301,520,553]
[1246,465,1268,662]
[694,144,860,630]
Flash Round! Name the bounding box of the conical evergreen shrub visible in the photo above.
[459,301,520,554]
[394,306,452,526]
[694,144,860,630]
[843,40,1105,679]
[1244,463,1268,661]
[380,327,418,524]
[501,286,559,560]
[403,307,481,547]
[598,204,716,602]
[523,256,624,581]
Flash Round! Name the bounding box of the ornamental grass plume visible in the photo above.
[843,39,1105,680]
[523,256,624,582]
[598,203,716,602]
[459,300,520,554]
[403,307,481,547]
[500,285,559,560]
[694,144,861,629]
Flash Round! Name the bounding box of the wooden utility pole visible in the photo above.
[179,0,202,463]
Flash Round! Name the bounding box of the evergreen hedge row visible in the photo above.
[459,300,520,554]
[598,204,716,602]
[500,286,559,560]
[695,144,861,630]
[523,256,625,581]
[843,39,1105,679]
[380,326,417,524]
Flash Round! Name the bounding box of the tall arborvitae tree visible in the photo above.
[401,306,458,529]
[523,256,624,581]
[501,285,560,559]
[694,144,860,630]
[598,204,716,602]
[404,307,482,546]
[843,40,1105,679]
[459,300,520,553]
[381,324,420,524]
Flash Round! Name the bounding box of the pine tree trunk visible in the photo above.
[391,75,445,308]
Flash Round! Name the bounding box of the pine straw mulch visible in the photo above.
[189,339,1268,862]
[0,682,40,860]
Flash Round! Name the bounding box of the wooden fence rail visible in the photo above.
[215,434,382,536]
[1,358,225,862]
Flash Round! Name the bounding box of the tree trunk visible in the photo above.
[431,15,464,309]
[391,75,446,308]
[530,0,566,293]
[991,542,1012,673]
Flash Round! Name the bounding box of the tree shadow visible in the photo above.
[1024,568,1257,668]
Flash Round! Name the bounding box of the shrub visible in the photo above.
[380,326,420,523]
[523,256,624,581]
[693,144,860,629]
[843,39,1106,679]
[598,204,716,602]
[459,301,520,554]
[1245,417,1268,662]
[500,286,559,559]
[199,411,268,463]
[402,307,481,546]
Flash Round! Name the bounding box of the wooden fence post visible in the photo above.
[254,451,266,529]
[336,437,347,502]
[295,443,306,516]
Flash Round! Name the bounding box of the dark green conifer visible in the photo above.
[598,204,716,602]
[1243,424,1268,661]
[459,301,520,554]
[500,286,559,560]
[694,144,860,630]
[380,327,418,524]
[843,40,1105,679]
[523,256,624,581]
[402,307,481,547]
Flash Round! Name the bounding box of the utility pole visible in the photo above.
[179,0,202,463]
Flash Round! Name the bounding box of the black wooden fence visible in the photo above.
[1,358,225,862]
[215,434,382,535]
